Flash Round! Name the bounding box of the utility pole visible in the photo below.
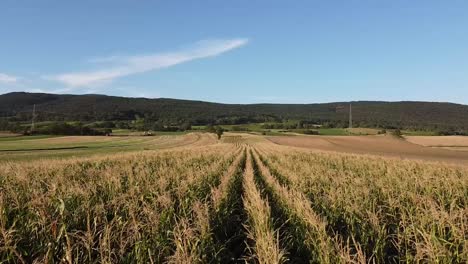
[349,103,352,128]
[31,104,36,134]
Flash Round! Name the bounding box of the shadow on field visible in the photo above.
[210,154,248,263]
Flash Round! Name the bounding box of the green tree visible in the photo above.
[179,122,192,131]
[392,129,402,138]
[215,126,224,140]
[133,117,145,131]
[205,124,216,133]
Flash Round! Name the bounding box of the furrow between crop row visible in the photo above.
[259,151,394,263]
[260,149,467,263]
[167,147,246,263]
[251,149,346,264]
[242,149,287,264]
[209,147,248,263]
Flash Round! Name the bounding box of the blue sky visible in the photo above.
[1,1,468,104]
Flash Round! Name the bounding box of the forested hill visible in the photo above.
[1,92,468,130]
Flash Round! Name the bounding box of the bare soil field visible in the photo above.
[0,132,20,137]
[406,136,468,148]
[267,134,468,165]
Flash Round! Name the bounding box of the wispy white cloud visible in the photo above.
[0,73,18,84]
[45,38,248,88]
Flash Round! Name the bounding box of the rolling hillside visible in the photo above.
[1,92,468,130]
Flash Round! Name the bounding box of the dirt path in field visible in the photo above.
[267,135,468,165]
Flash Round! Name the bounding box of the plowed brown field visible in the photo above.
[405,136,468,152]
[267,135,468,165]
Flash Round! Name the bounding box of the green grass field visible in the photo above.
[0,133,211,161]
[112,129,188,136]
[195,123,442,137]
[193,123,354,136]
[195,122,381,136]
[316,128,349,135]
[401,130,438,136]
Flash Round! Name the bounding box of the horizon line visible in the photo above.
[1,90,466,106]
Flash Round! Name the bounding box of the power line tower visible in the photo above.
[31,104,36,134]
[349,103,352,128]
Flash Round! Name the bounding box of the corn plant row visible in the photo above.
[167,146,245,263]
[242,149,287,264]
[251,149,349,263]
[0,145,236,263]
[209,146,245,210]
[258,144,467,263]
[209,147,248,262]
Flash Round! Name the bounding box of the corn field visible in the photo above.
[0,136,467,263]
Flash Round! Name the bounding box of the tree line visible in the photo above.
[1,92,468,135]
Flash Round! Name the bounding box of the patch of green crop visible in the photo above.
[316,128,349,135]
[402,130,437,136]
